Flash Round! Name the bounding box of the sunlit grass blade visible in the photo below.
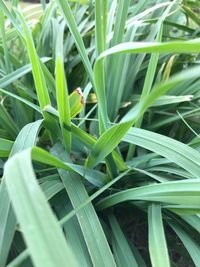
[4,149,80,267]
[55,21,71,152]
[16,10,51,109]
[148,203,170,267]
[152,95,193,106]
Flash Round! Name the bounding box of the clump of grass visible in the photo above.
[1,0,200,267]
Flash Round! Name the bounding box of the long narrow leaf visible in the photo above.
[0,120,43,267]
[97,179,200,210]
[108,213,139,267]
[4,150,80,267]
[56,0,93,82]
[52,145,117,267]
[148,203,170,267]
[55,22,71,151]
[16,11,51,109]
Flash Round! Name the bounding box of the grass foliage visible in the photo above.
[1,0,200,266]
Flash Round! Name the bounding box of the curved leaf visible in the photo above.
[4,149,80,267]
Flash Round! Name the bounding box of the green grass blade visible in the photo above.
[107,0,117,37]
[6,250,30,267]
[148,203,170,267]
[106,0,130,119]
[24,145,105,187]
[152,95,193,106]
[59,169,131,226]
[108,214,139,267]
[97,179,200,210]
[55,22,71,152]
[94,0,108,131]
[0,182,16,267]
[123,127,200,178]
[52,145,117,267]
[0,88,41,113]
[56,0,93,82]
[0,10,11,73]
[41,175,64,200]
[10,120,43,155]
[111,0,130,46]
[0,0,22,34]
[36,0,57,52]
[0,120,43,267]
[6,170,132,267]
[55,200,93,267]
[16,11,51,109]
[86,122,131,169]
[4,150,80,267]
[95,0,107,55]
[163,205,200,215]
